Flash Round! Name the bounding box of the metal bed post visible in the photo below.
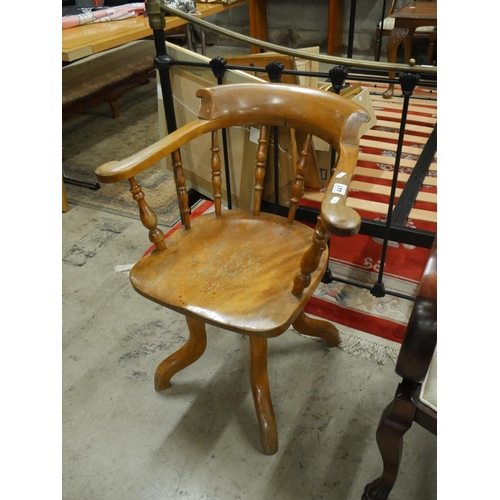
[146,0,178,135]
[209,57,233,209]
[347,0,357,58]
[371,71,420,298]
[265,61,286,214]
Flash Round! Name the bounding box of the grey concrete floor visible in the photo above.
[62,204,436,500]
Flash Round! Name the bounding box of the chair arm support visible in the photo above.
[320,143,362,237]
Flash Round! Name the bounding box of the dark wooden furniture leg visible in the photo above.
[327,0,345,56]
[362,383,417,500]
[249,336,278,455]
[427,30,436,65]
[154,316,208,391]
[383,27,408,99]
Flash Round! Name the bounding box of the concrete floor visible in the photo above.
[62,204,436,500]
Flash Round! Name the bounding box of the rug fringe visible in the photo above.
[292,327,400,365]
[338,329,400,365]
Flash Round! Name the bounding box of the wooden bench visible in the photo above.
[62,40,156,120]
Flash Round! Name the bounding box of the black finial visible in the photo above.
[266,61,285,83]
[399,72,420,97]
[209,57,227,80]
[328,66,349,94]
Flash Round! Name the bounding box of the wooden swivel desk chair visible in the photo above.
[375,0,437,63]
[363,238,437,499]
[95,83,370,455]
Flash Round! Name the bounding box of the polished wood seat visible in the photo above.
[132,210,328,335]
[95,83,370,455]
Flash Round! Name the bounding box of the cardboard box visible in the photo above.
[158,43,376,207]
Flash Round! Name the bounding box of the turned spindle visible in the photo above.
[253,126,269,216]
[288,133,312,224]
[292,216,330,296]
[129,177,166,252]
[171,149,190,229]
[211,130,223,216]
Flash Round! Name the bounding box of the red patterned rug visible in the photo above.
[302,83,437,343]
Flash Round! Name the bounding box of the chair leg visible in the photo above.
[154,316,207,391]
[249,336,278,456]
[292,310,340,347]
[362,387,417,500]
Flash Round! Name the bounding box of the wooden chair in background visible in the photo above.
[363,238,437,500]
[375,0,437,63]
[95,83,370,455]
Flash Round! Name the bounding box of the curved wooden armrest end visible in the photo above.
[320,202,361,237]
[95,161,122,183]
[319,145,362,237]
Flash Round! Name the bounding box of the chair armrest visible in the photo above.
[95,119,213,183]
[320,143,362,237]
[396,237,437,382]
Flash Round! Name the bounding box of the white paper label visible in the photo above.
[249,127,260,144]
[332,183,347,195]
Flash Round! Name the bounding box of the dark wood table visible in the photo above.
[384,1,437,98]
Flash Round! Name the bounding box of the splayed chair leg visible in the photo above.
[154,316,207,391]
[292,310,340,347]
[362,391,416,500]
[249,336,278,455]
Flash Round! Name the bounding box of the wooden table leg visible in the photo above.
[327,0,344,56]
[248,0,268,54]
[383,27,409,99]
[403,29,415,65]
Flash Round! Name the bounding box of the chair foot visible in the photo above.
[249,336,278,455]
[292,310,340,347]
[363,390,417,499]
[383,86,394,99]
[362,478,392,500]
[154,316,207,391]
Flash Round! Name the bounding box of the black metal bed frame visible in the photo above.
[68,0,436,300]
[146,2,437,301]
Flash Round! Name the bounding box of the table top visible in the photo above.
[62,1,247,62]
[391,1,437,20]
